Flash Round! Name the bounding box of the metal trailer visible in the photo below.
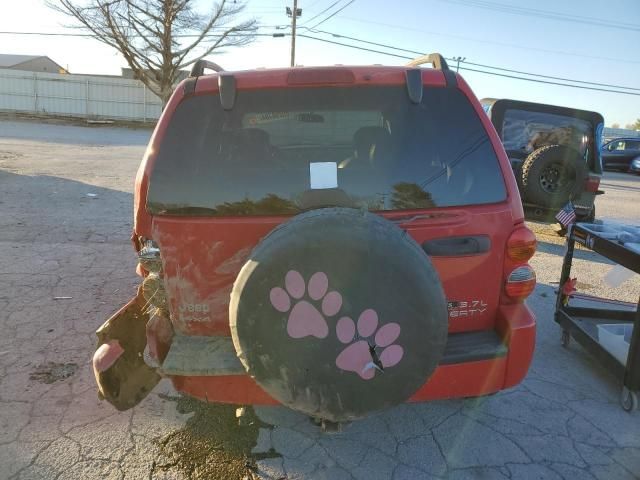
[555,222,640,411]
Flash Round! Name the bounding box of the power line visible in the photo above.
[3,28,638,96]
[299,0,344,26]
[439,0,640,32]
[297,33,412,59]
[296,33,640,96]
[307,0,356,29]
[459,66,640,96]
[462,60,640,92]
[300,26,422,54]
[334,15,640,65]
[303,28,640,92]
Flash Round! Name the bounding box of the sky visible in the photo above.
[1,0,639,126]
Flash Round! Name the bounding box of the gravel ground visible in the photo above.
[0,119,638,480]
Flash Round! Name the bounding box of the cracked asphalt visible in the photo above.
[1,118,639,480]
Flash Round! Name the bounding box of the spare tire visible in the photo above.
[521,145,587,209]
[230,208,448,422]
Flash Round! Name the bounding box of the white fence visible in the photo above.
[603,127,640,141]
[0,69,162,122]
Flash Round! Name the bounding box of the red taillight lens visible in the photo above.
[505,265,536,300]
[585,175,600,193]
[507,227,537,262]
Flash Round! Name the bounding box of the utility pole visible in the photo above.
[286,1,302,67]
[452,56,466,72]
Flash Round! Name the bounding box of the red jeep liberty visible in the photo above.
[93,54,537,423]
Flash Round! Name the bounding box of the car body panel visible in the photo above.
[151,204,515,337]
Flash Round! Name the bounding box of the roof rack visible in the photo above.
[405,52,456,90]
[184,59,234,108]
[406,53,450,71]
[189,59,225,77]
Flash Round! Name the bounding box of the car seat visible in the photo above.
[233,128,276,166]
[339,126,392,169]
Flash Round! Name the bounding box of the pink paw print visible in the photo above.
[270,270,342,339]
[335,309,403,380]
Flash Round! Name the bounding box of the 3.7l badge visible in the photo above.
[447,299,487,318]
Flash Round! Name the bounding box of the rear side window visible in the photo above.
[147,86,506,216]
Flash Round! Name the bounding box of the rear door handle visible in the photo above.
[422,235,491,256]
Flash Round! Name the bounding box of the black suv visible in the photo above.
[482,98,604,222]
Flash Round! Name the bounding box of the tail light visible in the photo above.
[507,227,537,262]
[138,239,167,310]
[503,226,537,302]
[585,175,600,193]
[505,265,536,301]
[138,239,162,272]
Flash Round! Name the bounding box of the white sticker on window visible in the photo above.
[309,162,338,189]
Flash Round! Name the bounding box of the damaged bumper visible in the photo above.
[93,289,161,411]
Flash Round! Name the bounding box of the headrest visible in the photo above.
[239,128,270,145]
[353,126,392,162]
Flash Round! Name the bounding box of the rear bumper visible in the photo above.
[162,303,535,404]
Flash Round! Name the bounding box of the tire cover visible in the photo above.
[230,208,448,422]
[521,145,587,208]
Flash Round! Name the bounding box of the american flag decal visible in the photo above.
[555,202,577,227]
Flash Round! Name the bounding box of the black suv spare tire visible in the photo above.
[521,145,587,209]
[229,208,448,422]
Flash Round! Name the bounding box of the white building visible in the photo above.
[0,54,66,74]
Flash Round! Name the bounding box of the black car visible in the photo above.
[482,98,604,222]
[601,137,640,172]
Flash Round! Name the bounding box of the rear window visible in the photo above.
[147,86,506,216]
[501,109,593,156]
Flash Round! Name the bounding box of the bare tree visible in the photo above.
[48,0,257,104]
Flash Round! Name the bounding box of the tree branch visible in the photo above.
[48,0,257,104]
